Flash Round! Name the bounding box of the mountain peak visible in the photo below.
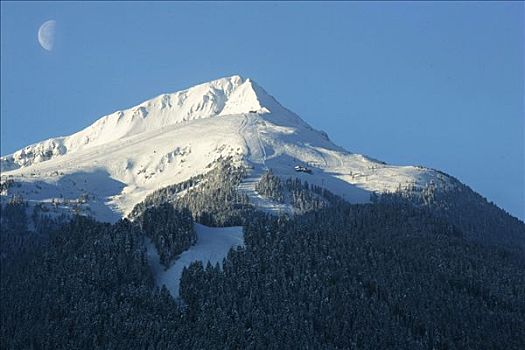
[218,77,268,116]
[139,75,282,118]
[0,75,288,170]
[1,75,463,226]
[191,75,284,116]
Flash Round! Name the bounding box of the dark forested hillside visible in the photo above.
[1,164,525,349]
[377,176,525,250]
[0,215,183,349]
[179,203,525,349]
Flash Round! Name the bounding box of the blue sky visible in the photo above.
[1,1,523,219]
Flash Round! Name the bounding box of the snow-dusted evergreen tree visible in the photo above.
[255,169,285,202]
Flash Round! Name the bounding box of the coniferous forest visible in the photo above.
[1,163,525,349]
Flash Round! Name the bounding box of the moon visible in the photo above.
[38,20,56,51]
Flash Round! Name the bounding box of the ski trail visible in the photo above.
[237,165,293,216]
[236,114,290,215]
[239,113,266,166]
[252,114,267,167]
[238,115,250,157]
[145,224,244,298]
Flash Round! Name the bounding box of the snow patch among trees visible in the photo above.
[145,223,244,298]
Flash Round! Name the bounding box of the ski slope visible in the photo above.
[145,223,244,298]
[238,165,294,216]
[1,75,457,221]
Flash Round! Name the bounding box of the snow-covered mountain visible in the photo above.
[1,75,457,222]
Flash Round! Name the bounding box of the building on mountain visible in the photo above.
[294,165,312,174]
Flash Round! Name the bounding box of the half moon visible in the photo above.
[38,20,56,51]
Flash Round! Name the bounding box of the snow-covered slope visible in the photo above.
[0,76,275,171]
[145,223,244,298]
[0,75,457,221]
